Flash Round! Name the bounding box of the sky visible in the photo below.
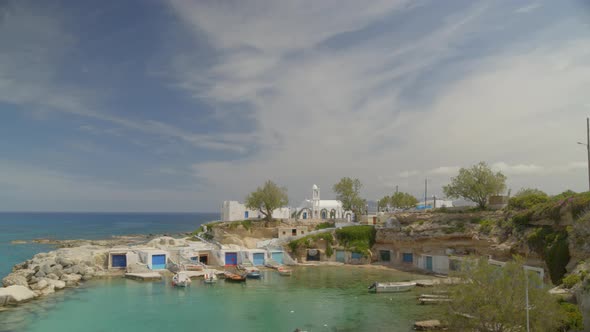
[1,0,590,212]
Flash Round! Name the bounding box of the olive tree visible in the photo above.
[245,180,288,222]
[445,257,566,331]
[443,162,506,209]
[333,177,366,220]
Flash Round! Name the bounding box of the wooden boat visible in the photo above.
[203,270,218,284]
[224,272,247,282]
[368,281,416,293]
[277,266,292,276]
[171,272,191,287]
[246,270,261,279]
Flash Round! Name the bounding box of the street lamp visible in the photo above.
[577,117,590,191]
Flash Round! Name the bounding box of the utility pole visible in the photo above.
[587,117,589,192]
[525,269,530,332]
[424,178,427,208]
[577,117,590,191]
[395,185,398,194]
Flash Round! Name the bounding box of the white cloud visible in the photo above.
[428,166,461,175]
[514,3,541,14]
[398,170,420,178]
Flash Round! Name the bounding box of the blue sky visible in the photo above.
[1,0,590,212]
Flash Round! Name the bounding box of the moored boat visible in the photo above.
[368,281,416,293]
[224,271,247,282]
[277,266,292,276]
[171,272,191,287]
[203,270,218,284]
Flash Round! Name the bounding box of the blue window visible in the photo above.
[244,211,249,218]
[351,252,363,259]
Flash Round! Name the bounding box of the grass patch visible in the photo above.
[562,274,581,289]
[479,219,495,235]
[315,221,335,230]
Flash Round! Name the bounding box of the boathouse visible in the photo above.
[137,249,168,270]
[243,249,267,266]
[108,249,131,269]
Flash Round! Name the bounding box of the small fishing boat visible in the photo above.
[368,281,416,293]
[277,266,292,276]
[224,271,247,283]
[246,270,261,279]
[203,270,218,284]
[171,272,191,287]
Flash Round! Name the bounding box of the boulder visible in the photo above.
[46,273,59,280]
[56,257,74,267]
[60,274,81,287]
[30,279,48,291]
[39,284,55,296]
[0,286,36,306]
[47,279,66,290]
[34,271,46,278]
[2,274,28,287]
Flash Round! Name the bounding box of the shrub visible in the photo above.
[335,226,376,255]
[288,232,334,256]
[479,219,495,235]
[315,221,334,230]
[508,190,549,210]
[562,274,582,289]
[559,302,584,331]
[545,232,570,284]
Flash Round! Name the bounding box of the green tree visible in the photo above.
[333,177,366,220]
[443,162,506,209]
[245,180,288,222]
[378,195,390,211]
[446,257,566,331]
[390,192,419,209]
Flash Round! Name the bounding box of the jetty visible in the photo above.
[124,272,163,281]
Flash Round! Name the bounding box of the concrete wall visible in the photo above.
[277,226,309,239]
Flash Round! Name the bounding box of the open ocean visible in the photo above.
[0,212,440,331]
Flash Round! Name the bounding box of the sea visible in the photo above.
[0,212,441,332]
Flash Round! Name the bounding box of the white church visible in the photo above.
[221,184,353,222]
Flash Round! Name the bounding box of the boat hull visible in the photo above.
[368,282,416,293]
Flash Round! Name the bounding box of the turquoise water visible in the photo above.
[1,267,440,332]
[0,213,442,331]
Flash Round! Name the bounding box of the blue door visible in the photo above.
[426,256,433,271]
[112,254,126,268]
[253,253,265,266]
[225,252,237,266]
[402,253,413,263]
[151,255,166,270]
[244,211,249,218]
[351,252,363,260]
[336,250,346,263]
[302,212,307,219]
[271,252,283,264]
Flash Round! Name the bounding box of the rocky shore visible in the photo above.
[0,235,187,307]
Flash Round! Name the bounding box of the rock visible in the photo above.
[46,273,59,280]
[10,240,27,245]
[34,271,46,278]
[60,273,81,287]
[414,320,443,330]
[46,279,66,290]
[39,284,55,296]
[40,264,52,275]
[2,274,28,287]
[56,257,74,267]
[0,286,36,306]
[30,279,48,291]
[63,268,73,274]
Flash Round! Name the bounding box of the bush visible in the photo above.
[479,219,495,235]
[508,189,549,210]
[335,226,376,255]
[288,233,335,257]
[559,302,584,331]
[545,232,570,284]
[562,274,582,289]
[315,221,334,230]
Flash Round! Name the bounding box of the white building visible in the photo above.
[294,185,353,221]
[221,200,290,222]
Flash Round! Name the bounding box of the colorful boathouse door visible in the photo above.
[336,250,346,263]
[426,256,433,271]
[151,255,166,270]
[253,253,265,266]
[271,252,284,264]
[225,252,238,266]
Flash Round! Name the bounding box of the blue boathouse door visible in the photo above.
[402,253,413,263]
[112,254,127,268]
[336,250,346,263]
[151,255,166,270]
[225,252,238,266]
[253,253,265,266]
[426,256,433,271]
[271,252,284,264]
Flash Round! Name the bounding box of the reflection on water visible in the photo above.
[0,266,443,332]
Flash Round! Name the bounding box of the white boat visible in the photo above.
[368,281,416,293]
[203,270,218,284]
[172,272,191,287]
